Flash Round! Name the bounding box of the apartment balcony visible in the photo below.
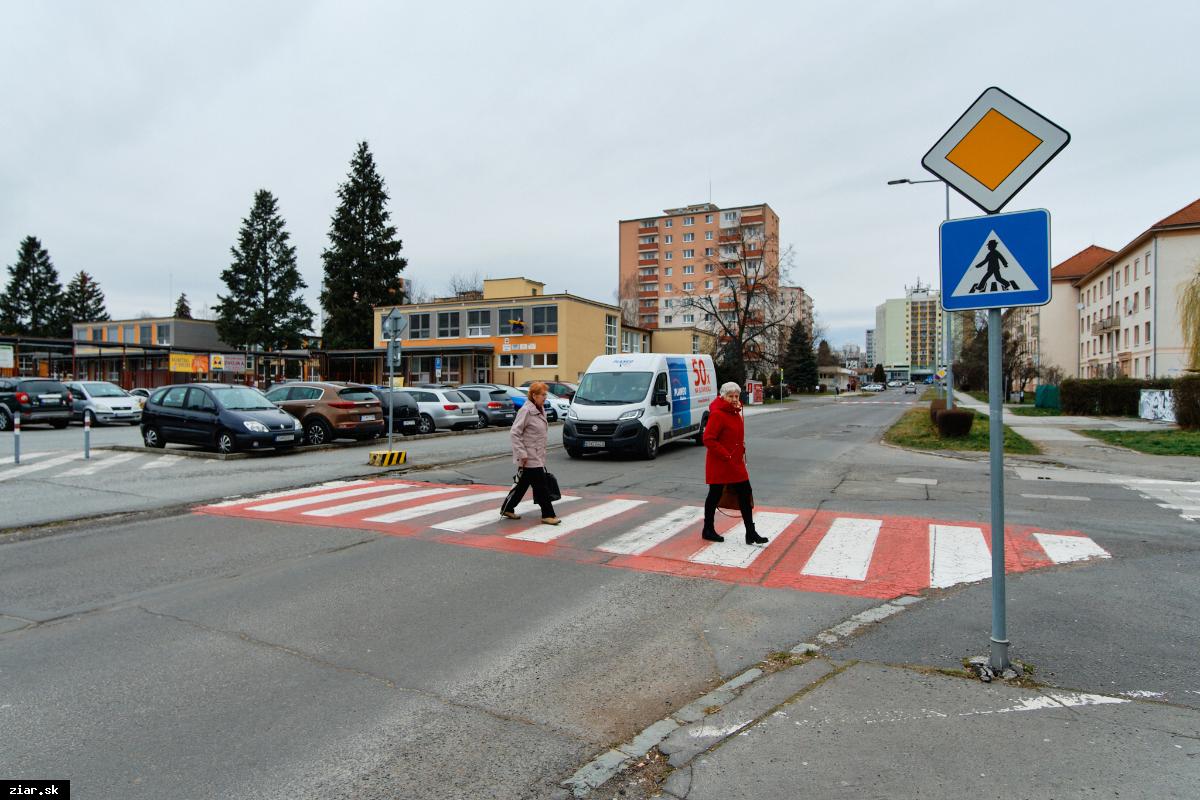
[638,256,659,265]
[638,242,658,251]
[718,233,741,244]
[740,214,765,226]
[1091,316,1120,335]
[743,247,764,258]
[637,225,657,234]
[638,289,659,299]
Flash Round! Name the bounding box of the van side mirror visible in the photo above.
[653,390,669,406]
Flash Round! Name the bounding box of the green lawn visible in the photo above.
[1079,429,1200,456]
[1009,406,1063,417]
[968,389,1034,405]
[884,408,1040,455]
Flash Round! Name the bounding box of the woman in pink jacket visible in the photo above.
[499,381,560,525]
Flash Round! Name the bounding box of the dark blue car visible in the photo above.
[141,383,302,454]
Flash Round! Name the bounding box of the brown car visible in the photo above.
[264,382,385,445]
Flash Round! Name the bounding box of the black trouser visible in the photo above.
[704,480,755,532]
[502,466,556,517]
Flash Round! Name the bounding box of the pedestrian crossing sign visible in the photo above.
[939,208,1051,311]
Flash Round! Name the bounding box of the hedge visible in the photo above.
[929,398,947,425]
[1060,378,1173,416]
[1176,375,1200,430]
[936,408,975,437]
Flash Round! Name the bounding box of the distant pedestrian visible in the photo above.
[500,381,560,525]
[701,382,768,545]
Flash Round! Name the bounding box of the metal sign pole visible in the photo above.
[944,183,955,410]
[987,306,1009,671]
[387,338,395,454]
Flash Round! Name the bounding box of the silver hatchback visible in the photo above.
[398,388,478,434]
[67,381,142,426]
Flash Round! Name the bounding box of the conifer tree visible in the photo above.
[62,271,110,324]
[872,363,886,384]
[174,293,193,319]
[320,141,408,349]
[0,236,66,336]
[214,190,313,350]
[783,322,818,393]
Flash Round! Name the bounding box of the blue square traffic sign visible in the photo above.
[939,208,1051,311]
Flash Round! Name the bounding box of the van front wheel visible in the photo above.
[693,413,708,444]
[643,427,659,460]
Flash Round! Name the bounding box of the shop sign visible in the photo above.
[0,344,13,369]
[210,353,247,373]
[169,353,210,373]
[502,338,537,353]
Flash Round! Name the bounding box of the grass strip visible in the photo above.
[1009,406,1063,417]
[884,408,1040,455]
[1078,429,1200,456]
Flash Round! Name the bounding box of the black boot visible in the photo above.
[745,527,769,545]
[702,525,724,543]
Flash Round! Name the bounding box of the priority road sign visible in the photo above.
[922,87,1070,214]
[940,208,1051,311]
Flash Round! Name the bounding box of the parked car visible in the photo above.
[263,381,385,445]
[141,383,302,454]
[129,388,152,408]
[519,379,577,402]
[887,380,904,388]
[367,387,421,435]
[0,378,73,430]
[460,383,529,410]
[396,387,478,433]
[456,386,518,429]
[904,383,918,394]
[862,383,886,393]
[66,381,142,426]
[511,386,560,422]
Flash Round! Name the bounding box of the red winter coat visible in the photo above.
[703,397,749,485]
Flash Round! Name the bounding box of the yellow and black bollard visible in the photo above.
[368,450,407,467]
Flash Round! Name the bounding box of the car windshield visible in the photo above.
[573,371,652,405]
[211,387,276,410]
[82,382,127,398]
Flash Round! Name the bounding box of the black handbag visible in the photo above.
[543,470,562,502]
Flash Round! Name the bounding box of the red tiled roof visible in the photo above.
[1051,245,1116,281]
[1152,197,1200,229]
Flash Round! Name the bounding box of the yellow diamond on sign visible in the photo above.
[945,109,1043,191]
[922,87,1070,214]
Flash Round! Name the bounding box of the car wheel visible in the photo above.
[643,427,659,460]
[417,414,435,435]
[0,408,11,431]
[304,418,332,446]
[566,447,582,459]
[215,430,237,455]
[143,426,165,449]
[476,412,488,430]
[693,413,708,444]
[51,420,69,429]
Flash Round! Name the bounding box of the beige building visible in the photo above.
[374,278,712,387]
[873,282,943,381]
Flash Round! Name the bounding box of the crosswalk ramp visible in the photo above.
[197,480,1111,599]
[0,449,186,481]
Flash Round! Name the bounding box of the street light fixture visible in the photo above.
[887,177,954,408]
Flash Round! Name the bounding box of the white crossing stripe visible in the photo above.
[930,524,992,588]
[897,477,937,486]
[689,512,798,568]
[58,451,138,476]
[247,483,406,512]
[433,496,582,532]
[302,486,464,517]
[596,506,706,555]
[5,450,63,464]
[508,499,648,543]
[1021,493,1091,502]
[141,454,184,470]
[364,490,510,523]
[801,517,883,581]
[1033,533,1110,564]
[0,452,88,481]
[208,480,373,507]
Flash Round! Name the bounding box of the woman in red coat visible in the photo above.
[701,382,768,545]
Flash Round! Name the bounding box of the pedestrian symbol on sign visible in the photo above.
[949,229,1038,300]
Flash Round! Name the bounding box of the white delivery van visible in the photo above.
[563,353,717,460]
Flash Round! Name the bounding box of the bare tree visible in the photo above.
[616,271,642,327]
[447,271,484,297]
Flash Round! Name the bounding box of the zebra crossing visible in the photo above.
[197,479,1111,599]
[0,449,185,481]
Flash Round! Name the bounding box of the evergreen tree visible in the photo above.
[816,338,837,366]
[214,190,314,350]
[872,363,886,383]
[174,293,193,319]
[783,322,818,393]
[320,141,408,349]
[62,270,110,324]
[0,236,66,336]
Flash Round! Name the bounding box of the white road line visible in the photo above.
[0,452,88,481]
[4,450,63,464]
[508,499,648,543]
[801,517,883,581]
[58,451,138,476]
[689,512,798,569]
[930,524,992,588]
[1021,493,1091,502]
[433,496,581,532]
[140,454,184,470]
[302,486,465,517]
[364,490,510,523]
[896,477,937,486]
[596,506,706,555]
[1033,532,1111,564]
[208,480,373,508]
[247,483,406,512]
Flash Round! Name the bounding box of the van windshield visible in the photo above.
[573,371,652,405]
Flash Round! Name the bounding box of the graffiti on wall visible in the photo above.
[1139,389,1176,422]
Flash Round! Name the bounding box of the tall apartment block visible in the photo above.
[873,281,945,382]
[618,202,797,331]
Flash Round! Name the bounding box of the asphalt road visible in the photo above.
[1,394,1194,799]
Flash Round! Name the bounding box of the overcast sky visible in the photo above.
[4,1,1199,349]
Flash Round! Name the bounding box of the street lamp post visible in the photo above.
[887,178,954,409]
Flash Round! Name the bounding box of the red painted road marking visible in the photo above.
[196,480,1108,599]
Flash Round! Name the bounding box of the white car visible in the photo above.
[862,383,886,392]
[887,380,905,388]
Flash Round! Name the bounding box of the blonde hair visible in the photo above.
[528,381,549,397]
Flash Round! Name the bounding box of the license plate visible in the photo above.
[275,434,295,442]
[402,420,416,427]
[583,440,606,448]
[360,415,376,421]
[40,395,60,404]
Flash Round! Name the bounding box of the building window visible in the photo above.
[691,334,700,354]
[704,280,713,289]
[723,211,737,222]
[705,231,713,240]
[139,325,151,343]
[664,267,672,276]
[664,299,673,308]
[683,314,695,323]
[641,219,656,228]
[605,314,618,354]
[1146,252,1152,273]
[467,309,490,337]
[664,315,673,324]
[705,262,714,271]
[664,252,673,260]
[1124,265,1130,284]
[408,313,430,339]
[437,311,460,338]
[683,282,694,291]
[1134,325,1140,345]
[499,308,525,335]
[705,214,713,223]
[682,232,695,242]
[664,283,673,292]
[1145,287,1150,307]
[498,354,523,368]
[683,265,694,274]
[107,325,117,341]
[683,250,694,259]
[1145,321,1151,343]
[664,234,673,244]
[532,305,558,334]
[531,353,558,367]
[683,216,694,226]
[156,324,170,345]
[664,219,673,228]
